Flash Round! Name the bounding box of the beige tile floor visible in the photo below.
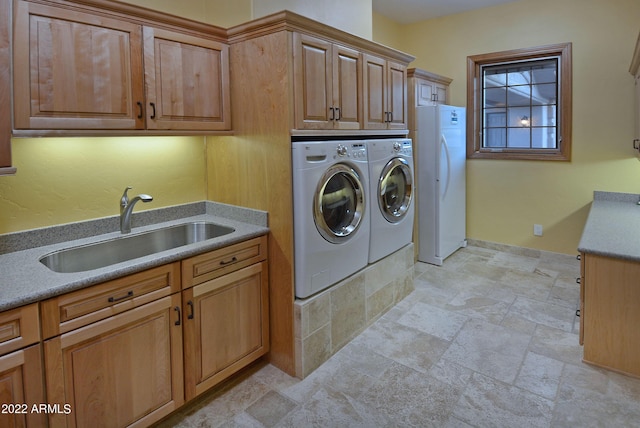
[155,244,640,428]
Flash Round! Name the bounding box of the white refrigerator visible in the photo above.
[416,105,467,265]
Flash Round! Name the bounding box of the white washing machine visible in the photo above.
[292,140,370,299]
[366,138,414,263]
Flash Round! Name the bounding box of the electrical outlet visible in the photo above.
[533,224,543,236]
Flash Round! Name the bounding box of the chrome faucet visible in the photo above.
[120,186,153,234]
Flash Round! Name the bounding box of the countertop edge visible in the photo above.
[577,191,640,262]
[0,203,269,312]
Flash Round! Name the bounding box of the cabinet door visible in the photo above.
[0,0,12,173]
[362,54,388,130]
[0,345,46,428]
[44,294,184,428]
[13,0,144,130]
[143,27,230,131]
[415,78,435,106]
[434,84,448,105]
[183,262,269,400]
[293,33,333,129]
[333,45,362,130]
[387,61,407,129]
[582,254,640,377]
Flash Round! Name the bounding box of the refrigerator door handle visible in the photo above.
[441,134,451,200]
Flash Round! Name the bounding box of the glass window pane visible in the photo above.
[531,62,557,84]
[484,87,506,107]
[485,128,506,147]
[507,69,530,86]
[531,83,557,105]
[506,86,531,106]
[484,69,507,87]
[508,128,530,148]
[531,105,556,127]
[507,107,530,127]
[532,127,557,149]
[485,109,506,127]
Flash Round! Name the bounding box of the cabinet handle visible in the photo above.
[174,306,181,326]
[150,102,156,119]
[576,277,581,284]
[187,300,195,320]
[389,111,393,123]
[329,107,335,121]
[335,107,341,121]
[575,309,580,317]
[108,290,134,303]
[634,139,640,150]
[219,256,238,266]
[136,102,143,119]
[576,254,581,261]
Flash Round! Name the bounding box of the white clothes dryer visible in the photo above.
[366,138,414,263]
[292,140,370,299]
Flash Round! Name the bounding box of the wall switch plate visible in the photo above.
[534,224,543,236]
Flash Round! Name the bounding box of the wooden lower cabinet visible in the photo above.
[44,293,184,428]
[581,253,640,377]
[183,260,269,400]
[0,344,46,428]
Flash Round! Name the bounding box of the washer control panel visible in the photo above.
[335,142,367,160]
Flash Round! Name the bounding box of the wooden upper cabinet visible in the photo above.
[13,0,145,130]
[13,0,231,133]
[293,33,362,130]
[408,68,452,107]
[143,27,230,131]
[363,54,407,130]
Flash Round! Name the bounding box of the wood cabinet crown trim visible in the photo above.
[408,68,453,85]
[228,10,415,65]
[28,0,227,41]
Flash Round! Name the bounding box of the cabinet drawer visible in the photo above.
[0,303,40,356]
[182,235,267,288]
[41,262,181,339]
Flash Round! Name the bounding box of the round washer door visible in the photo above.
[378,157,413,223]
[314,163,366,243]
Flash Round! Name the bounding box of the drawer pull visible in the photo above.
[220,256,238,266]
[108,291,134,303]
[187,300,195,320]
[174,306,181,326]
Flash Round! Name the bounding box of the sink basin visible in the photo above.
[40,221,235,273]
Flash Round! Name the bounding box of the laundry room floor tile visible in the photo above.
[153,244,640,428]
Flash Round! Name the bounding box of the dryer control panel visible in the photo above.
[393,140,413,157]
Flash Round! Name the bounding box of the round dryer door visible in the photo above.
[314,163,366,243]
[378,158,413,223]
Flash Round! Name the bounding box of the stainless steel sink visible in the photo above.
[40,221,235,273]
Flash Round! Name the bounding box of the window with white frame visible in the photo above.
[467,43,572,161]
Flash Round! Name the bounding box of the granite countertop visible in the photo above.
[578,191,640,261]
[0,201,269,312]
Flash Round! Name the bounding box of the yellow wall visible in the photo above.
[390,0,640,254]
[372,11,404,50]
[118,0,252,28]
[253,0,373,39]
[0,137,206,234]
